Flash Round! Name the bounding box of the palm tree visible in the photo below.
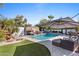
[47,15,54,31]
[48,15,54,21]
[4,19,19,34]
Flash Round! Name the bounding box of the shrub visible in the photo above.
[0,30,6,41]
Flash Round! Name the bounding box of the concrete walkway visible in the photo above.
[39,40,79,56]
[0,39,25,46]
[0,36,38,46]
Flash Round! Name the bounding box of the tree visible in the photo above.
[0,14,29,41]
[48,15,54,21]
[4,19,19,34]
[0,14,7,29]
[15,15,27,27]
[40,19,48,24]
[22,18,27,26]
[38,19,49,31]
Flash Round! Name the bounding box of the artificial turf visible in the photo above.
[0,40,51,56]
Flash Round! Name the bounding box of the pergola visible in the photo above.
[38,17,79,34]
[49,22,79,34]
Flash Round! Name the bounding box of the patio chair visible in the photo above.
[61,34,79,52]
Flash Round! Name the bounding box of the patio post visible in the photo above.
[61,29,63,34]
[65,29,67,34]
[75,27,78,32]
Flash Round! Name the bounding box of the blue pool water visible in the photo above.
[32,33,59,40]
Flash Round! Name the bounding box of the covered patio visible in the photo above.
[38,17,79,34]
[49,22,79,34]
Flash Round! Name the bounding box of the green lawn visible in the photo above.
[0,40,51,56]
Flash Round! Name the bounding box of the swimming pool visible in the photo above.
[32,33,59,40]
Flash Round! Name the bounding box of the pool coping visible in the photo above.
[26,33,65,42]
[25,35,66,42]
[0,34,66,46]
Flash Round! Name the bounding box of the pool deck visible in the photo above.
[15,35,79,56]
[24,35,79,56]
[26,35,66,42]
[39,40,79,56]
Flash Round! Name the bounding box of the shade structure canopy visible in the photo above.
[49,22,79,29]
[38,17,79,29]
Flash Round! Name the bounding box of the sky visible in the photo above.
[0,3,79,25]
